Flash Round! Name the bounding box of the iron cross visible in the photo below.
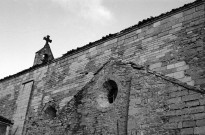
[43,35,52,45]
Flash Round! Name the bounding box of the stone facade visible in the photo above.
[0,0,205,134]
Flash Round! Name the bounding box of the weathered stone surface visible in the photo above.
[25,61,132,135]
[0,0,205,135]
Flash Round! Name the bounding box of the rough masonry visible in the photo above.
[0,0,205,134]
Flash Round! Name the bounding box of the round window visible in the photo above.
[103,80,118,104]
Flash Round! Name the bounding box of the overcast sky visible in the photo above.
[0,0,195,79]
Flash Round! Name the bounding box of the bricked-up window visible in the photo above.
[44,106,57,119]
[103,80,118,103]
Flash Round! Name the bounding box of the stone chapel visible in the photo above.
[0,0,205,134]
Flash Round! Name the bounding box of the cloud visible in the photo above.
[51,0,113,24]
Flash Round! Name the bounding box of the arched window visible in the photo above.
[103,80,118,103]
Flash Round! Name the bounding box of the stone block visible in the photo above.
[196,119,205,126]
[178,122,183,128]
[183,120,196,127]
[167,86,181,93]
[167,64,175,69]
[124,37,134,44]
[172,23,182,28]
[173,12,183,18]
[153,21,161,27]
[136,29,142,34]
[193,10,204,19]
[183,8,195,16]
[196,4,205,11]
[196,78,205,85]
[181,128,194,135]
[182,93,201,102]
[188,106,205,114]
[125,31,136,38]
[176,109,188,116]
[168,97,181,104]
[166,110,176,116]
[149,62,162,70]
[199,99,205,105]
[194,126,205,134]
[175,61,186,67]
[169,103,186,110]
[174,71,185,79]
[194,113,205,120]
[169,27,182,34]
[142,37,152,43]
[170,90,188,98]
[184,14,194,21]
[186,100,200,107]
[187,81,195,86]
[117,40,124,45]
[179,76,192,83]
[176,65,189,71]
[90,50,98,56]
[166,73,175,78]
[163,122,178,129]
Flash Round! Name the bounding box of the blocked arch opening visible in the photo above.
[44,106,57,119]
[103,80,118,104]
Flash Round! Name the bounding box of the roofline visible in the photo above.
[60,0,204,59]
[0,0,204,83]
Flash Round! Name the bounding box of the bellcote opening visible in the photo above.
[42,54,49,63]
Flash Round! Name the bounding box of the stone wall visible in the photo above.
[25,61,132,135]
[166,83,205,134]
[0,123,7,135]
[0,0,204,134]
[128,67,205,134]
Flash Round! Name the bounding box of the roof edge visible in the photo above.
[0,0,204,83]
[60,0,204,59]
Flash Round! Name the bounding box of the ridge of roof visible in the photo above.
[61,0,203,58]
[0,0,203,83]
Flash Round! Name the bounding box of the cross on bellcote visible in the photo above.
[43,35,52,45]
